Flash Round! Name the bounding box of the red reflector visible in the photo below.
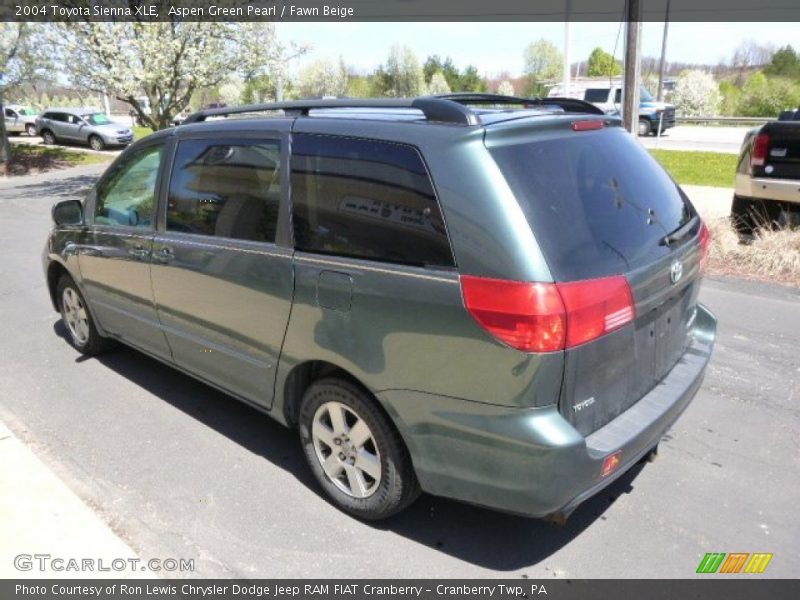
[601,450,623,478]
[572,119,604,131]
[461,274,635,352]
[556,275,636,348]
[699,220,710,271]
[460,276,566,352]
[751,133,769,167]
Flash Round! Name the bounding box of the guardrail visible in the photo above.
[675,116,770,126]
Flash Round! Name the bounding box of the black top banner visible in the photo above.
[2,0,800,22]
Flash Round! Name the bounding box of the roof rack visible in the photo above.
[183,97,479,126]
[181,93,603,126]
[433,93,605,115]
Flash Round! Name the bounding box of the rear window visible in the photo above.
[583,89,610,103]
[489,126,693,281]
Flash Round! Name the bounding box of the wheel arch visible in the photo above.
[46,260,70,311]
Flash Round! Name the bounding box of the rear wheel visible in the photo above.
[88,135,105,151]
[638,119,651,136]
[42,130,56,145]
[298,378,420,520]
[57,275,111,356]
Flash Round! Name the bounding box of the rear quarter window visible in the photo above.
[290,134,454,268]
[489,126,693,281]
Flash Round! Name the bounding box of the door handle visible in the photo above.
[156,246,175,263]
[129,245,150,258]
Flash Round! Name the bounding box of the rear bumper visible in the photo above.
[379,303,716,518]
[734,174,800,204]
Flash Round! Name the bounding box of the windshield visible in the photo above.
[83,113,112,126]
[489,126,693,280]
[640,87,654,102]
[18,108,36,116]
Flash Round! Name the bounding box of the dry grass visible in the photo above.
[708,218,800,287]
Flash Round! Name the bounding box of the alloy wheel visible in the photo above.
[62,287,90,345]
[311,401,381,498]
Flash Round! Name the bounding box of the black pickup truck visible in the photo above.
[731,109,800,237]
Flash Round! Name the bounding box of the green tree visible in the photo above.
[455,65,487,92]
[764,45,800,78]
[423,55,460,89]
[587,47,623,77]
[737,72,800,116]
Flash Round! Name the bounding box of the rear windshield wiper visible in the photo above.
[660,215,698,247]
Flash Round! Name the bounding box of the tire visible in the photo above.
[42,130,56,145]
[88,135,105,151]
[298,378,420,520]
[638,119,652,136]
[26,124,36,136]
[56,274,112,356]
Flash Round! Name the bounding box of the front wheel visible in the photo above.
[26,124,36,136]
[88,135,105,151]
[638,119,652,136]
[298,378,420,520]
[42,130,56,145]
[57,275,112,356]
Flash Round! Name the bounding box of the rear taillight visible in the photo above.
[460,276,566,352]
[699,220,710,271]
[461,274,635,353]
[751,133,769,167]
[557,275,636,348]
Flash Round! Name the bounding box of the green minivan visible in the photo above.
[43,95,716,520]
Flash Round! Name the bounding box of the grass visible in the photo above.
[6,144,110,176]
[134,126,153,141]
[649,149,738,188]
[707,218,800,287]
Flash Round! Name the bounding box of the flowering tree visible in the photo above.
[375,45,426,97]
[295,58,348,98]
[427,71,451,95]
[55,22,303,130]
[671,70,722,117]
[497,80,516,97]
[1,24,48,173]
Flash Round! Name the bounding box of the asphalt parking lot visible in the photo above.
[0,166,797,578]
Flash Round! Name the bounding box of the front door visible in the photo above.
[150,132,294,408]
[78,141,171,358]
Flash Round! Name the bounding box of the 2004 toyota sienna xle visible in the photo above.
[43,94,717,521]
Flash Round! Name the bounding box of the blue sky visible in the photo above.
[280,22,799,76]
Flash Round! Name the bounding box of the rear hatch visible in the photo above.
[487,121,707,436]
[752,121,800,180]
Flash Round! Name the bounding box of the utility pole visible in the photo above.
[657,0,671,101]
[563,0,572,97]
[622,0,642,135]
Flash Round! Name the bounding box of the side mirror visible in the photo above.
[52,199,84,226]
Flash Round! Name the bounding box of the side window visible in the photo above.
[614,89,622,104]
[290,134,454,268]
[166,139,281,243]
[94,144,163,229]
[5,109,15,118]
